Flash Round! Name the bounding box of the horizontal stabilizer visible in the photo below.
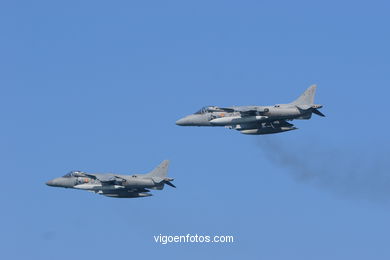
[312,108,325,117]
[152,176,176,188]
[165,180,176,188]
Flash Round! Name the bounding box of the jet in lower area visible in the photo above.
[176,85,324,135]
[46,160,175,198]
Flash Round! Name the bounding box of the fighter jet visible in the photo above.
[176,85,324,135]
[46,160,175,198]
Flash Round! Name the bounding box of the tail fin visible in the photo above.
[290,85,317,105]
[146,160,170,178]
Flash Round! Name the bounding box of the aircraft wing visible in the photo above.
[221,106,268,116]
[215,107,236,113]
[84,173,126,184]
[205,106,267,116]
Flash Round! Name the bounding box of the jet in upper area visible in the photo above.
[46,160,175,198]
[176,85,324,135]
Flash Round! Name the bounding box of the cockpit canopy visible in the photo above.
[63,171,85,178]
[194,106,219,114]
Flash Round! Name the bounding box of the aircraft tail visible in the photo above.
[146,160,170,178]
[290,84,317,105]
[146,160,176,188]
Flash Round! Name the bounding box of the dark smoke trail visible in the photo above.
[257,137,390,202]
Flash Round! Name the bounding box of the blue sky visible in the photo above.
[1,1,390,259]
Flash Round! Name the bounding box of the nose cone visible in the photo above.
[46,178,63,187]
[46,177,76,188]
[46,180,55,186]
[176,116,191,126]
[176,115,212,126]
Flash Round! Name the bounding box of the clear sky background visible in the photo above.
[1,1,390,259]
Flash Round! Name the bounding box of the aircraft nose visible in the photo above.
[46,180,55,186]
[46,178,67,187]
[176,115,211,126]
[176,115,199,126]
[46,177,76,188]
[176,117,188,126]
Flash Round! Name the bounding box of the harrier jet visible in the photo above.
[176,85,324,135]
[46,160,175,198]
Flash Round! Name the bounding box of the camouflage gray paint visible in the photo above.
[46,160,174,198]
[176,85,324,135]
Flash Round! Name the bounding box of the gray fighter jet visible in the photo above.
[46,160,175,198]
[176,85,324,135]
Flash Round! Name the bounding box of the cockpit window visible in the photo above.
[195,106,211,114]
[63,171,82,178]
